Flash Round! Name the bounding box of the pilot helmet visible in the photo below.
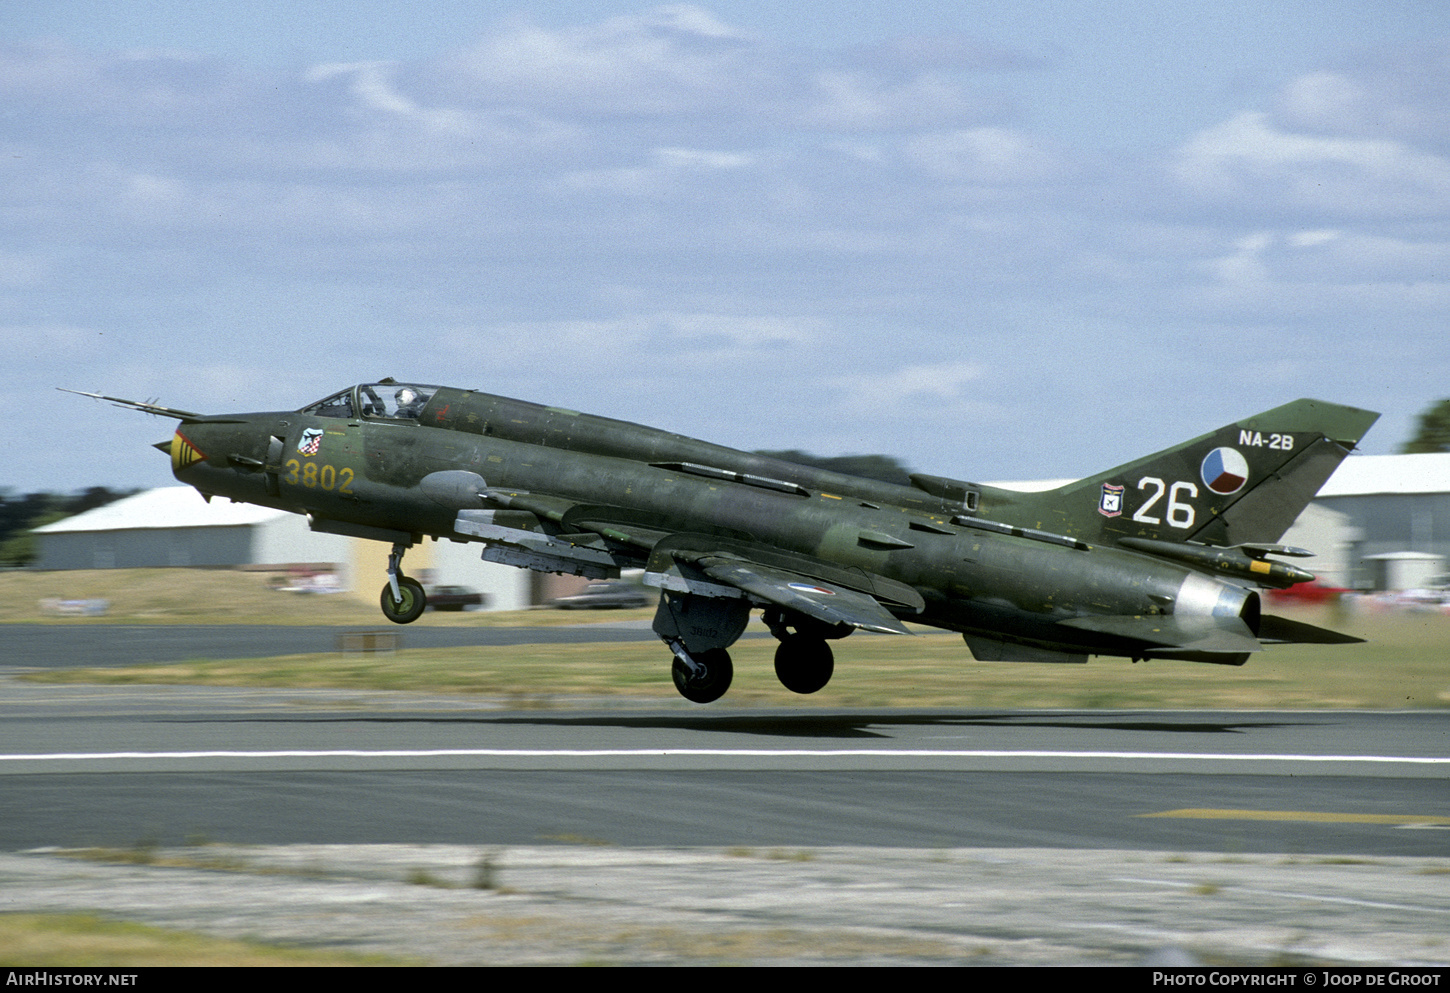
[395,387,417,407]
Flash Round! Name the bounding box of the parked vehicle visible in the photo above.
[426,585,486,611]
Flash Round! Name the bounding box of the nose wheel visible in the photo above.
[380,576,426,624]
[379,541,427,624]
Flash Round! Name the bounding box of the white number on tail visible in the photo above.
[1133,477,1197,530]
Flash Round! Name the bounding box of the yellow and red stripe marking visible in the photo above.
[171,430,206,471]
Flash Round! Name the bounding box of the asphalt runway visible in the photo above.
[1,681,1445,854]
[1,623,1447,964]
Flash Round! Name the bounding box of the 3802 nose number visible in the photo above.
[283,458,355,494]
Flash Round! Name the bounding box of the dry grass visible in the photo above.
[8,568,1447,709]
[0,913,409,966]
[0,567,649,627]
[23,606,1450,709]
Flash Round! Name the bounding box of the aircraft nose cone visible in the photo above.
[152,438,173,455]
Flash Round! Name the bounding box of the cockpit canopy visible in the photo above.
[301,382,440,421]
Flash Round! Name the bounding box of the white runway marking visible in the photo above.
[3,748,1447,764]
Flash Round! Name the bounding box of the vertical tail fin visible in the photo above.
[1015,399,1379,547]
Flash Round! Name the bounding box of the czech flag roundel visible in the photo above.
[1200,447,1249,495]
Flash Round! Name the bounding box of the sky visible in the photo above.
[5,1,1449,494]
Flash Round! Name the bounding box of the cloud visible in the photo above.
[7,11,1450,490]
[828,360,985,415]
[443,5,763,116]
[448,311,824,374]
[1201,226,1450,291]
[1172,111,1450,218]
[307,61,471,133]
[905,127,1060,183]
[436,6,1010,136]
[0,250,47,287]
[1274,43,1450,151]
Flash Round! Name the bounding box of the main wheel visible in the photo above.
[774,634,834,694]
[671,648,734,704]
[380,576,426,624]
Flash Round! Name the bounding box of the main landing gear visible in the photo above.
[764,607,850,695]
[652,590,750,704]
[667,642,735,704]
[651,591,857,703]
[380,542,426,624]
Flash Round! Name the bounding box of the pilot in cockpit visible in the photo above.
[394,387,424,419]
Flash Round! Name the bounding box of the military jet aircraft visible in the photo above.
[66,381,1377,703]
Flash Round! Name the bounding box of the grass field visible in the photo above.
[19,587,1450,709]
[0,567,639,627]
[0,912,409,966]
[7,567,1449,708]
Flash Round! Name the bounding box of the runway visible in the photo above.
[1,623,1447,964]
[1,679,1445,854]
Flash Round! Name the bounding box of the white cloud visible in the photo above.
[1273,46,1450,150]
[1277,72,1373,134]
[450,312,823,372]
[829,361,985,414]
[1206,230,1275,285]
[800,72,986,131]
[905,127,1059,183]
[444,6,761,115]
[561,145,758,197]
[307,61,472,133]
[1174,111,1450,216]
[0,250,47,287]
[653,147,754,170]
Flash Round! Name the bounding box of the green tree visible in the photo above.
[1401,399,1450,454]
[0,487,135,566]
[0,510,67,567]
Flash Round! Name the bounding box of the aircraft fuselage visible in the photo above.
[168,383,1263,666]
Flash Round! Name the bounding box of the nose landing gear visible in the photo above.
[379,542,427,624]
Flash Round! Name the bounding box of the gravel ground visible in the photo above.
[3,844,1448,966]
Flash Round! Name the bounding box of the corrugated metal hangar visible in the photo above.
[32,487,535,610]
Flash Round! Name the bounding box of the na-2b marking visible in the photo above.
[1240,430,1296,450]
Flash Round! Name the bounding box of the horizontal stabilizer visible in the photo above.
[1258,614,1364,645]
[1058,614,1262,655]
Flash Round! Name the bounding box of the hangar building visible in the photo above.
[31,487,534,610]
[1290,452,1450,590]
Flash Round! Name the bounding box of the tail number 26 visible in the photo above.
[1132,477,1196,529]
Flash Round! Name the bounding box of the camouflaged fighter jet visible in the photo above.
[65,381,1378,703]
